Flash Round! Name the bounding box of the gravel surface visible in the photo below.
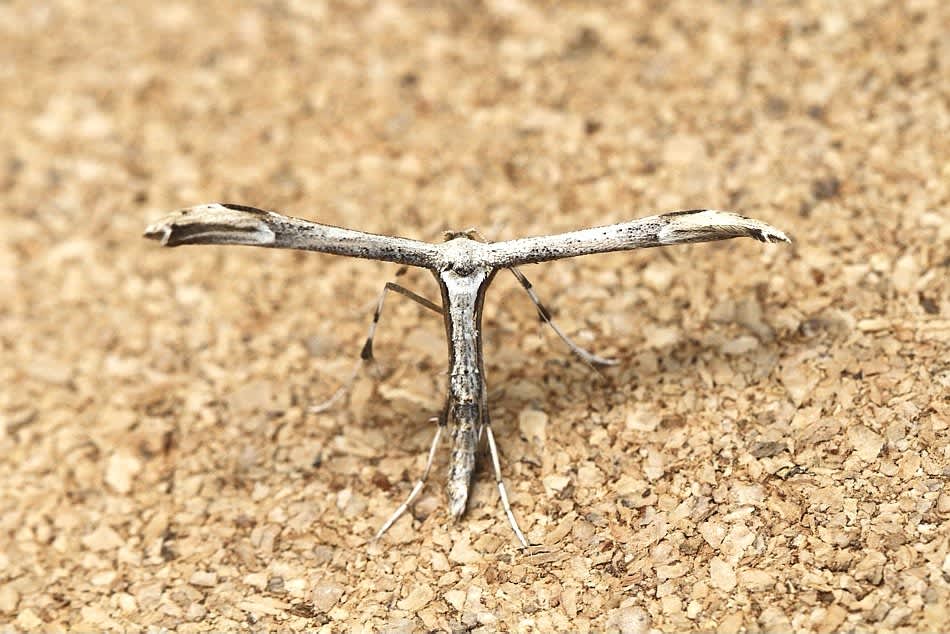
[2,1,948,632]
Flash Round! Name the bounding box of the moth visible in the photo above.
[145,203,789,547]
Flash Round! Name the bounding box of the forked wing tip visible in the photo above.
[677,209,792,245]
[753,224,792,244]
[723,210,791,244]
[142,203,277,247]
[143,222,172,246]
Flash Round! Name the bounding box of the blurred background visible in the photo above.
[2,1,947,632]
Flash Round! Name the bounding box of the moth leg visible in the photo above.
[484,422,529,548]
[310,269,442,413]
[373,418,443,541]
[507,266,618,369]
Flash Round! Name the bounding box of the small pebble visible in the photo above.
[189,570,218,587]
[779,362,820,406]
[448,535,482,565]
[311,583,344,612]
[847,425,884,462]
[891,254,918,292]
[642,261,676,292]
[624,404,659,432]
[0,585,19,614]
[686,600,702,619]
[721,335,759,356]
[518,409,548,445]
[709,556,737,592]
[16,608,44,630]
[857,318,890,332]
[379,619,416,634]
[116,593,137,613]
[577,463,605,487]
[26,358,73,386]
[663,134,707,165]
[396,585,434,611]
[81,525,124,552]
[542,474,571,494]
[854,551,887,584]
[91,570,117,586]
[243,572,268,590]
[738,569,774,591]
[444,589,466,612]
[79,605,111,627]
[105,451,142,494]
[607,605,652,634]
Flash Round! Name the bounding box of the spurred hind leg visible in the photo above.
[507,266,617,369]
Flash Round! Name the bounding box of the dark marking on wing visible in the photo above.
[220,203,271,215]
[663,209,709,217]
[170,223,260,242]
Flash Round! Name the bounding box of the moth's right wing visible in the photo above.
[487,209,790,267]
[144,203,440,269]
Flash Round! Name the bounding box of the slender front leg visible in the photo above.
[487,209,790,267]
[507,266,618,368]
[144,203,440,268]
[311,273,442,413]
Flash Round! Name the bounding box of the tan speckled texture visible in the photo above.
[2,1,948,632]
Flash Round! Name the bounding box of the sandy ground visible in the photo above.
[2,1,948,632]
